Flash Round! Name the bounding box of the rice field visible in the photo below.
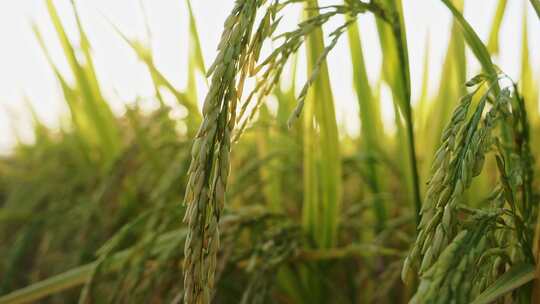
[1,0,540,303]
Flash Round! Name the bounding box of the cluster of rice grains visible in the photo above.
[182,0,279,303]
[402,74,535,303]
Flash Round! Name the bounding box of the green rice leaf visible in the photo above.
[44,1,120,159]
[530,0,540,19]
[440,0,497,77]
[487,0,508,55]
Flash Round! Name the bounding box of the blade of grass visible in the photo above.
[440,0,497,79]
[529,0,540,19]
[135,2,167,109]
[186,0,206,81]
[105,18,201,130]
[416,32,430,127]
[46,0,120,159]
[184,0,207,131]
[487,0,508,55]
[347,19,386,231]
[72,2,118,137]
[32,23,94,159]
[520,6,539,125]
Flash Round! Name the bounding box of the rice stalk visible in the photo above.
[182,1,266,302]
[375,0,422,223]
[530,0,540,19]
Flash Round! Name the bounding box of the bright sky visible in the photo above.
[0,0,539,153]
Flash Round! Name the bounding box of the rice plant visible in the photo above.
[0,0,539,303]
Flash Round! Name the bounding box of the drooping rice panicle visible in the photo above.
[182,1,263,302]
